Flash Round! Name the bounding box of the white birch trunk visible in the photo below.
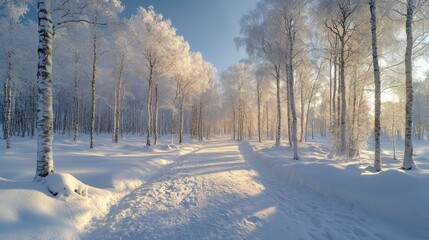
[339,38,347,155]
[403,0,416,170]
[35,0,54,179]
[265,102,268,140]
[114,54,125,144]
[179,95,185,144]
[90,29,97,149]
[238,100,243,141]
[198,99,203,141]
[154,82,159,145]
[73,53,79,141]
[370,0,382,171]
[288,32,299,160]
[146,67,153,146]
[332,53,337,132]
[5,52,12,149]
[305,96,312,143]
[275,66,281,147]
[392,110,397,160]
[257,81,262,143]
[300,80,304,142]
[286,73,292,147]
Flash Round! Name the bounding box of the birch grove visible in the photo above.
[0,0,429,174]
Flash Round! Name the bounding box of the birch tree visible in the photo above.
[269,0,307,159]
[402,0,416,170]
[369,0,382,171]
[112,36,129,144]
[324,0,359,155]
[35,0,54,179]
[254,65,271,142]
[129,7,178,146]
[173,52,212,144]
[85,0,123,148]
[282,1,300,159]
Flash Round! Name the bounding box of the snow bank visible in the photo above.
[0,174,113,240]
[282,163,429,238]
[243,140,429,239]
[0,134,194,240]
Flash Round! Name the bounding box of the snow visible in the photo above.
[0,134,428,239]
[246,137,429,239]
[42,173,89,197]
[0,135,200,240]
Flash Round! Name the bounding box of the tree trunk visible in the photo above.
[332,42,338,134]
[154,82,159,145]
[198,99,203,141]
[238,100,242,141]
[300,79,304,142]
[333,57,338,131]
[257,81,262,143]
[35,0,54,179]
[339,37,347,155]
[329,49,332,134]
[392,110,397,160]
[304,97,312,143]
[114,54,124,143]
[146,65,153,146]
[179,95,185,144]
[170,111,174,144]
[5,52,12,149]
[90,29,97,149]
[286,74,292,147]
[73,53,80,141]
[403,0,415,170]
[350,73,358,157]
[266,102,269,140]
[370,0,382,171]
[275,66,281,147]
[233,106,236,140]
[288,32,299,160]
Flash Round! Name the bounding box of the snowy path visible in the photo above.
[82,139,406,240]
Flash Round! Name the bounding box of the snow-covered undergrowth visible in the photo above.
[0,134,200,240]
[246,137,429,239]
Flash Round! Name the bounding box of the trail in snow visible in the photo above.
[81,139,408,240]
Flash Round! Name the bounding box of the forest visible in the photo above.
[2,0,427,173]
[1,0,429,238]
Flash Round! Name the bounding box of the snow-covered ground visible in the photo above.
[247,137,429,239]
[0,134,428,239]
[0,134,201,239]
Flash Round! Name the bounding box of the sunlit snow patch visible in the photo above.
[150,158,174,166]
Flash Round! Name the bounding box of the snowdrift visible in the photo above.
[0,173,113,240]
[243,141,429,239]
[283,163,429,238]
[0,135,197,240]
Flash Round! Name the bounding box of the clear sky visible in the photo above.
[120,0,259,74]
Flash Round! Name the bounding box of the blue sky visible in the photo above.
[121,0,259,74]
